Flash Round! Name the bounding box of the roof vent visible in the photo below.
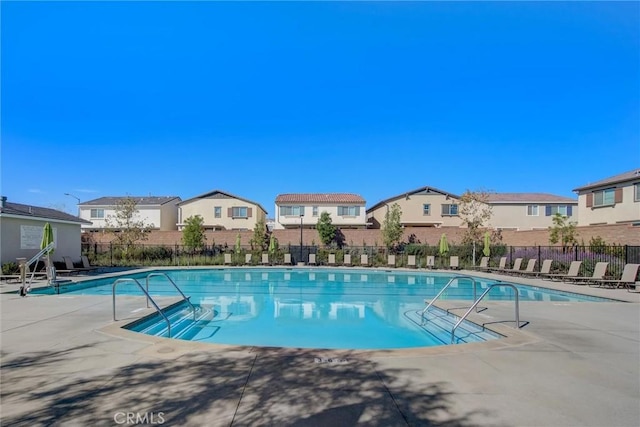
[0,196,6,208]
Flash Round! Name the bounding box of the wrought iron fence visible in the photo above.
[81,242,639,279]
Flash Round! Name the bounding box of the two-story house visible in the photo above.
[177,190,267,231]
[274,194,367,229]
[573,169,640,226]
[366,186,462,228]
[487,193,578,230]
[79,196,181,231]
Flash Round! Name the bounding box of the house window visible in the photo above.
[593,188,615,207]
[423,204,431,215]
[550,205,568,216]
[441,204,458,216]
[232,207,248,218]
[526,205,538,216]
[312,206,318,217]
[338,206,360,216]
[214,206,221,218]
[90,209,104,219]
[280,206,303,216]
[635,184,640,202]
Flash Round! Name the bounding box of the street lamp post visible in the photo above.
[64,193,80,216]
[299,213,304,265]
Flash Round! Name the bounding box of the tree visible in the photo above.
[549,213,578,248]
[381,203,403,250]
[316,211,336,246]
[250,219,268,250]
[459,189,493,245]
[182,215,206,252]
[105,197,153,249]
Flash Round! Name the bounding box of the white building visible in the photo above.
[78,196,181,231]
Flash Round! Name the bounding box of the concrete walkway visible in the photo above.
[1,272,639,426]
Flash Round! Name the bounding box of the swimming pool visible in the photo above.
[31,268,616,349]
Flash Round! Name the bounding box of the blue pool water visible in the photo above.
[31,268,615,349]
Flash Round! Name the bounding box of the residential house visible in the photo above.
[573,169,640,226]
[487,193,578,230]
[177,190,267,231]
[0,196,91,265]
[366,186,462,228]
[274,194,367,229]
[79,196,181,231]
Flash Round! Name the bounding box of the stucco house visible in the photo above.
[0,196,91,265]
[177,190,267,231]
[274,194,367,229]
[573,169,640,226]
[487,193,578,230]
[366,186,462,229]
[79,196,181,231]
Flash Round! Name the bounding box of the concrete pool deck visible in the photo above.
[1,269,639,426]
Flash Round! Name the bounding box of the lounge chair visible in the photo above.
[283,253,292,265]
[520,259,553,278]
[449,256,460,270]
[589,264,640,290]
[500,258,523,275]
[546,261,582,282]
[360,254,369,266]
[261,253,269,265]
[387,254,396,268]
[80,256,100,272]
[224,253,232,265]
[308,254,317,265]
[567,262,609,285]
[63,256,92,275]
[407,255,416,268]
[516,259,537,276]
[328,253,336,266]
[470,257,489,271]
[489,257,508,273]
[245,253,253,265]
[343,254,352,266]
[426,256,435,269]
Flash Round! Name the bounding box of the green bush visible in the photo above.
[2,262,19,275]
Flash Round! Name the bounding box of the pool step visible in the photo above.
[132,303,214,338]
[405,306,498,344]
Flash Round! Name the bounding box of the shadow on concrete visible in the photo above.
[1,345,499,426]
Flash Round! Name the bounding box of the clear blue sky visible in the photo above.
[2,1,638,216]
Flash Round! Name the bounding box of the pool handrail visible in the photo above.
[451,282,521,344]
[421,275,479,324]
[146,272,196,321]
[112,278,172,338]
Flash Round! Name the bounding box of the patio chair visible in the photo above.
[261,253,269,265]
[48,258,79,276]
[224,253,232,265]
[520,259,553,278]
[80,256,100,272]
[360,254,369,266]
[284,253,292,265]
[308,253,317,265]
[566,262,609,285]
[407,255,416,268]
[245,253,253,265]
[449,256,460,270]
[343,254,352,266]
[588,264,640,290]
[470,257,489,271]
[516,259,537,276]
[546,261,582,282]
[63,256,93,274]
[500,258,523,275]
[387,254,396,268]
[489,257,508,273]
[426,256,435,269]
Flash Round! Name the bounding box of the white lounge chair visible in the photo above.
[589,263,640,290]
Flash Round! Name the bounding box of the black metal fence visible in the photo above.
[81,243,640,279]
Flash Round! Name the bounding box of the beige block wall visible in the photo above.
[180,198,266,230]
[1,216,82,265]
[368,194,463,228]
[577,184,640,226]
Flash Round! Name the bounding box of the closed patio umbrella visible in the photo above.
[268,235,277,254]
[235,233,242,254]
[439,233,449,255]
[483,232,491,257]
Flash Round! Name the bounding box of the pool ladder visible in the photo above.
[421,275,522,344]
[112,272,196,338]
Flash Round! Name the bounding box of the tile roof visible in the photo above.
[486,193,577,203]
[573,169,640,192]
[276,193,365,204]
[80,196,181,206]
[0,200,91,224]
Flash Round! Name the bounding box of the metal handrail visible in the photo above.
[146,272,196,321]
[112,278,173,337]
[451,283,521,344]
[421,275,479,324]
